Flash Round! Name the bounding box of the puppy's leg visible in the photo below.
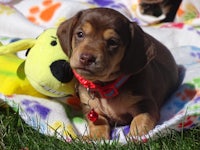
[129,112,158,136]
[88,115,110,140]
[129,101,159,137]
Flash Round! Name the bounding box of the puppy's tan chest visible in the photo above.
[79,86,135,123]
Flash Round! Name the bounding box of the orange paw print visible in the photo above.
[176,88,197,101]
[27,0,61,24]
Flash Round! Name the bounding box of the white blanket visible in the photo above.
[0,0,200,143]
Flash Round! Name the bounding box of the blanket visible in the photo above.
[0,0,200,144]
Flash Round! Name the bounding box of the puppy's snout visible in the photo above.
[80,53,96,66]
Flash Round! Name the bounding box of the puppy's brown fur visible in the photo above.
[57,8,179,139]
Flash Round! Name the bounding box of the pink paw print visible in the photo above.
[161,23,184,29]
[178,116,197,128]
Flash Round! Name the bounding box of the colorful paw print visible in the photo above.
[111,125,130,140]
[176,85,197,101]
[27,0,61,24]
[179,4,199,22]
[190,47,200,63]
[178,116,198,129]
[193,78,200,88]
[88,0,115,7]
[190,52,200,59]
[160,23,184,29]
[21,99,51,120]
[88,0,127,10]
[50,121,77,141]
[0,4,15,15]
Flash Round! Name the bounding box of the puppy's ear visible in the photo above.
[57,12,82,57]
[121,22,155,74]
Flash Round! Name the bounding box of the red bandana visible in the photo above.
[73,70,132,99]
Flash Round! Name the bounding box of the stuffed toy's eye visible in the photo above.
[51,40,57,46]
[25,48,31,56]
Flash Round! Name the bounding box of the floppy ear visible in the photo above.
[57,12,82,57]
[121,22,155,74]
[0,39,35,54]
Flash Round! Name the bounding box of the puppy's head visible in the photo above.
[57,8,154,82]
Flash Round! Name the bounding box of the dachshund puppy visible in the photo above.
[57,8,179,139]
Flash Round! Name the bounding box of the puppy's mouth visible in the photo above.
[71,59,118,82]
[72,60,105,76]
[73,66,106,82]
[75,67,94,75]
[73,66,121,83]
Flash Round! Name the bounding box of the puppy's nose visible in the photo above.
[80,53,96,66]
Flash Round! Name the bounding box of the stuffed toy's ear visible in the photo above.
[0,39,36,54]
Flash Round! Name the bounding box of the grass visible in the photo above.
[0,107,200,150]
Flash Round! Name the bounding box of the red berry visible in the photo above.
[87,109,98,122]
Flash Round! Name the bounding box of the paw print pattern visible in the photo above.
[176,86,197,101]
[0,4,15,15]
[160,23,184,29]
[190,46,200,63]
[88,0,115,6]
[178,116,198,129]
[190,52,200,59]
[193,78,200,88]
[22,99,51,120]
[50,121,77,140]
[27,0,61,24]
[111,125,130,140]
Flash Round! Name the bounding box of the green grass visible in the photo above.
[0,107,200,150]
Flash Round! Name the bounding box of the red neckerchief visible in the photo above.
[73,70,132,99]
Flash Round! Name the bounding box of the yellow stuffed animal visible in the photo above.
[0,28,75,98]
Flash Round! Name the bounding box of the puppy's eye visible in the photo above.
[107,38,120,49]
[76,31,84,39]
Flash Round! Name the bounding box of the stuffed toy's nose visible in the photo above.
[50,60,74,83]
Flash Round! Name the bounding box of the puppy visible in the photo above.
[57,8,179,139]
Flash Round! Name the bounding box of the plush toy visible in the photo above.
[0,28,76,98]
[0,49,45,98]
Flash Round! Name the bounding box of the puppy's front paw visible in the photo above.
[88,115,110,140]
[89,124,110,140]
[129,113,157,137]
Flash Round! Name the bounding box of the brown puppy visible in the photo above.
[57,8,179,139]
